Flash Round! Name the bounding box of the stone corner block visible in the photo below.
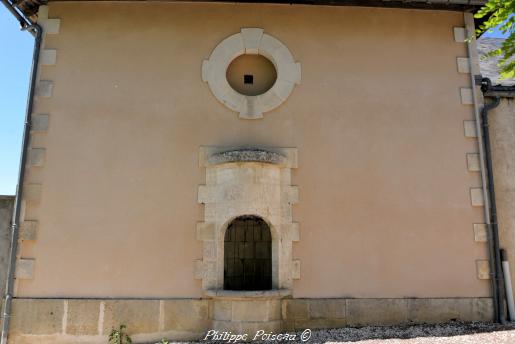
[41,18,61,35]
[473,223,488,243]
[16,258,35,279]
[457,57,470,74]
[466,153,480,172]
[284,186,299,204]
[286,222,300,242]
[66,300,101,336]
[40,49,57,66]
[460,87,474,105]
[20,220,38,241]
[292,259,301,279]
[282,147,298,168]
[454,27,467,42]
[476,260,491,279]
[37,5,49,20]
[470,188,485,207]
[24,184,42,203]
[36,80,53,98]
[464,120,478,138]
[29,148,46,167]
[31,114,49,132]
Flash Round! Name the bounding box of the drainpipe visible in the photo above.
[462,12,505,323]
[0,1,42,343]
[1,0,37,36]
[501,249,515,321]
[480,77,505,323]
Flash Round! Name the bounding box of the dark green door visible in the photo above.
[224,216,272,290]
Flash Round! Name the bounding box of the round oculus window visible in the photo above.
[226,54,277,96]
[202,28,301,119]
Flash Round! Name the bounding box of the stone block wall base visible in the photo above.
[9,297,493,343]
[208,290,284,336]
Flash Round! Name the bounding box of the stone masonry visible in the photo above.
[0,196,14,315]
[8,297,493,344]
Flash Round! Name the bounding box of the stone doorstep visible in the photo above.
[204,289,291,300]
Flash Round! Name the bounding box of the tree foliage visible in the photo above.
[475,0,515,79]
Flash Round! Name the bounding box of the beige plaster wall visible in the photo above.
[489,98,515,301]
[20,2,488,298]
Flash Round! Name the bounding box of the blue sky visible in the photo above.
[0,7,510,195]
[483,23,511,38]
[0,8,33,195]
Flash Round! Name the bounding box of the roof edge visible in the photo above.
[20,0,486,19]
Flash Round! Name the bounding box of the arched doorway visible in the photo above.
[224,216,272,290]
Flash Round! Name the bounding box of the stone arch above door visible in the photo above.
[195,147,300,291]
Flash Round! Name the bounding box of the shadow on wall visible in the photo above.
[0,196,14,314]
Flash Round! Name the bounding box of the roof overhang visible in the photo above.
[13,0,487,19]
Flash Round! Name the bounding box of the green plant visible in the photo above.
[157,340,169,344]
[475,0,515,79]
[108,325,132,344]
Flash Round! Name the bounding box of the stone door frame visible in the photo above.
[195,146,300,292]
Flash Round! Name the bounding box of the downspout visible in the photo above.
[501,249,515,321]
[463,12,504,323]
[480,77,504,323]
[0,1,42,343]
[0,0,37,36]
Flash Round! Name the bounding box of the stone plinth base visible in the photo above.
[8,296,493,343]
[207,289,288,335]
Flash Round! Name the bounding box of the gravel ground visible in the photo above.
[301,321,515,343]
[154,322,515,344]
